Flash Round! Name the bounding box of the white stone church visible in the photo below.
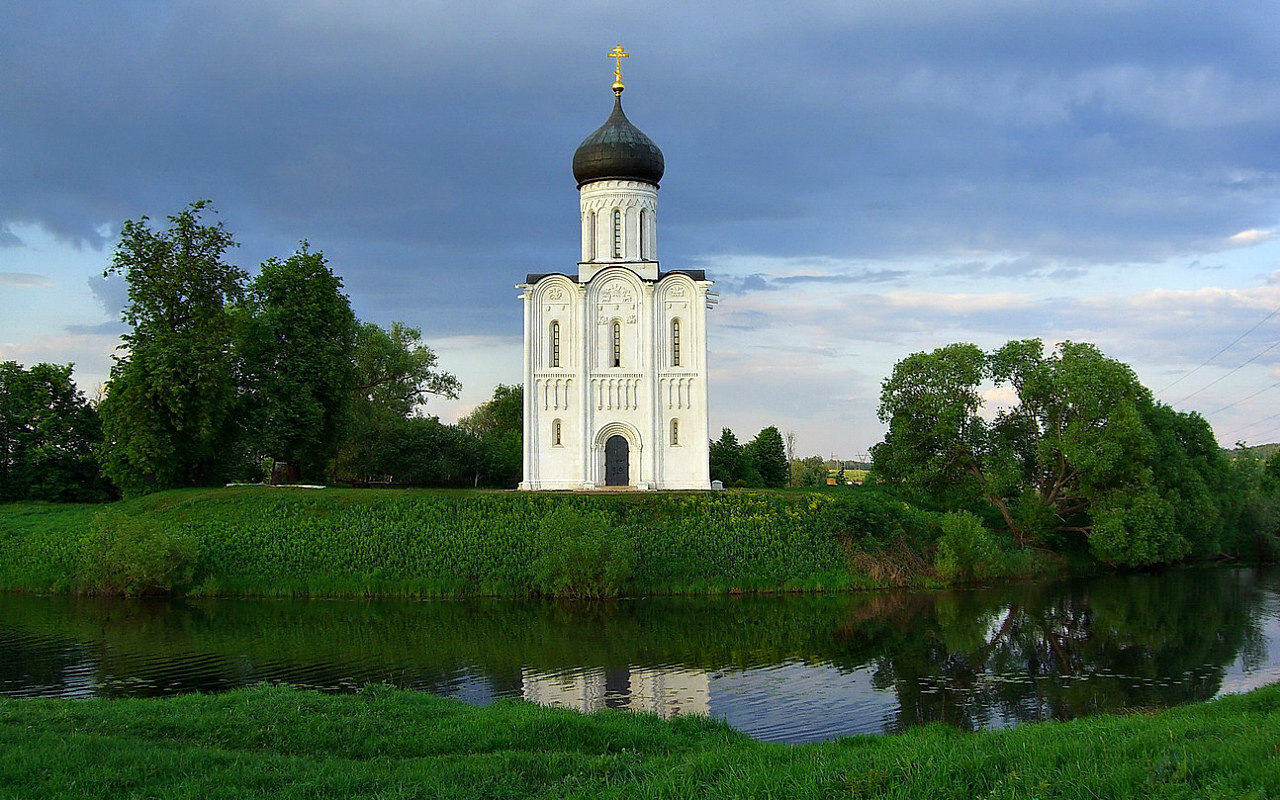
[518,55,714,490]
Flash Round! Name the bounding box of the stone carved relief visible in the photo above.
[537,377,573,411]
[599,282,635,305]
[661,376,695,410]
[592,377,642,411]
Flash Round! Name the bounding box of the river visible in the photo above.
[2,565,1277,743]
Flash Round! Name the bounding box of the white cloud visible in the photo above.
[1226,229,1277,247]
[882,291,1036,314]
[0,272,52,287]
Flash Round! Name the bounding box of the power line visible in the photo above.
[1216,407,1280,443]
[1174,338,1280,405]
[1158,305,1280,394]
[1205,380,1280,417]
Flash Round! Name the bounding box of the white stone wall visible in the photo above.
[519,266,712,490]
[519,173,711,491]
[577,180,659,282]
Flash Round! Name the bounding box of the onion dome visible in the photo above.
[572,92,665,187]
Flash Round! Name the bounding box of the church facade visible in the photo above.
[518,52,714,490]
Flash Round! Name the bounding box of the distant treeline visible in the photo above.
[0,201,523,502]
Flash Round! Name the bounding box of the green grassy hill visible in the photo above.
[0,486,973,597]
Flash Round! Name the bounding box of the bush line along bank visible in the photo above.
[0,487,1048,597]
[3,682,1278,798]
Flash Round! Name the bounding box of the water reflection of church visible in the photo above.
[521,666,710,719]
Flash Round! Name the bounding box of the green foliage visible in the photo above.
[99,200,246,496]
[790,455,827,488]
[746,426,788,488]
[74,510,202,596]
[1086,489,1181,566]
[872,342,988,499]
[235,244,358,481]
[0,487,977,597]
[1218,456,1280,561]
[350,321,460,418]
[458,384,523,488]
[874,338,1247,567]
[710,426,791,488]
[933,511,1001,581]
[531,506,633,598]
[0,361,113,502]
[1266,450,1280,484]
[333,322,462,485]
[708,427,742,485]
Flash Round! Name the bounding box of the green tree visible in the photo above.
[0,362,112,502]
[1266,450,1280,485]
[98,200,245,496]
[352,321,460,419]
[790,455,828,488]
[708,428,742,485]
[332,322,460,484]
[235,244,358,481]
[874,338,1217,565]
[747,426,788,488]
[459,384,523,488]
[871,343,993,516]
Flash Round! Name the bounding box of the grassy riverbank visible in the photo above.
[0,486,1056,597]
[2,681,1277,798]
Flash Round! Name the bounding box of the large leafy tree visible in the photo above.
[747,426,789,488]
[235,244,358,480]
[98,200,245,496]
[351,321,461,419]
[332,322,460,483]
[459,384,523,488]
[708,428,743,486]
[873,338,1218,564]
[0,361,113,502]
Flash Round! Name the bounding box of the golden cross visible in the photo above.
[608,44,629,91]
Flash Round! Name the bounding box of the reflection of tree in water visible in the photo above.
[0,567,1273,735]
[848,568,1269,732]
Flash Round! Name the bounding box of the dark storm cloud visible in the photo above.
[3,0,1278,339]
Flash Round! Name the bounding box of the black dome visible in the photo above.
[572,94,664,187]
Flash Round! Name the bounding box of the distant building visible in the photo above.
[518,48,714,490]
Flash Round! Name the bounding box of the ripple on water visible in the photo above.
[3,566,1280,744]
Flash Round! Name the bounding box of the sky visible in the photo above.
[2,0,1279,460]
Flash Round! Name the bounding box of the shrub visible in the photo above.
[934,511,1000,582]
[1088,489,1183,567]
[531,506,632,598]
[75,510,203,596]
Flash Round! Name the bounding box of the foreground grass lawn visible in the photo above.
[2,683,1278,799]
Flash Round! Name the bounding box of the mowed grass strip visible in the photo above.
[1,682,1277,799]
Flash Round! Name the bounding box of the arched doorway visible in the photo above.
[604,435,630,486]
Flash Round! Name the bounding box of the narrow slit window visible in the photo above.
[639,209,647,259]
[612,322,622,368]
[550,321,560,368]
[587,212,596,260]
[612,209,623,259]
[671,419,680,446]
[552,419,562,447]
[671,319,681,367]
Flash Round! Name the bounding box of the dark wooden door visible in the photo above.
[605,435,629,486]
